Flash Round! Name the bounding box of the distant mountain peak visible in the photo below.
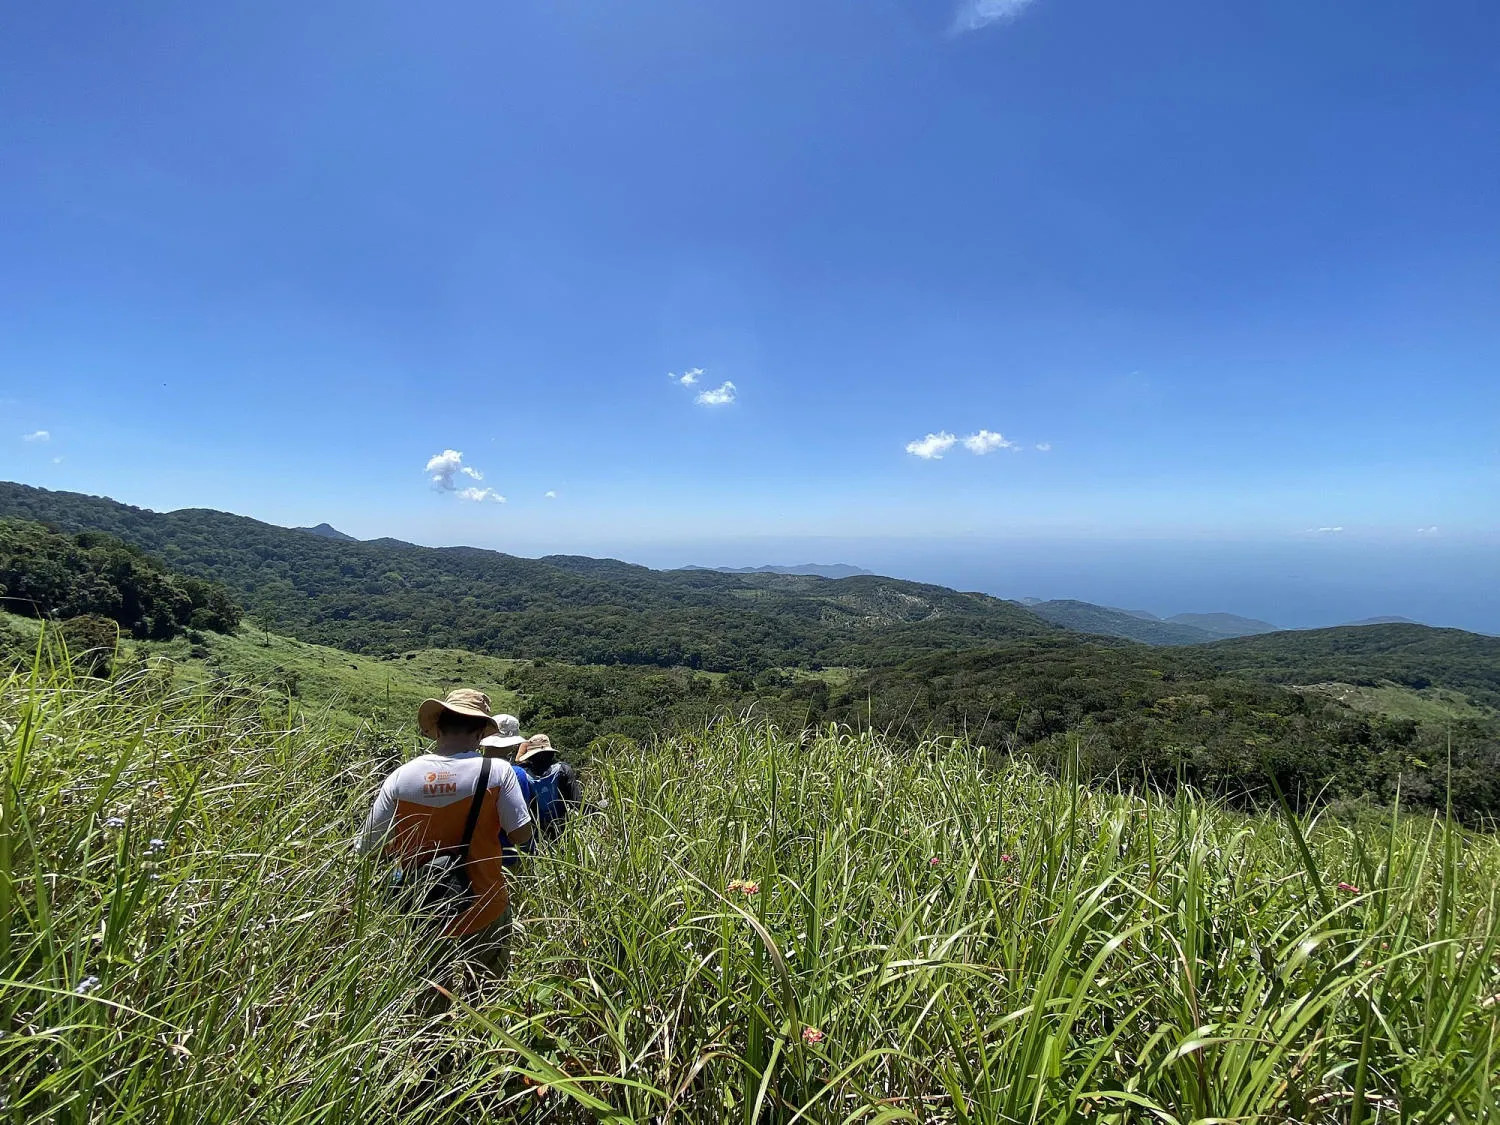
[294,522,357,541]
[1345,615,1422,627]
[1167,612,1281,638]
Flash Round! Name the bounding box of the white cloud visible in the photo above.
[1035,442,1052,452]
[962,430,1014,455]
[21,430,50,443]
[669,367,704,387]
[1416,526,1439,536]
[1315,527,1344,534]
[458,487,506,503]
[52,456,64,464]
[953,0,1038,33]
[426,449,498,497]
[544,490,558,499]
[905,431,958,459]
[426,449,465,489]
[696,381,737,406]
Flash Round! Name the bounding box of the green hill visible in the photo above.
[0,482,1055,671]
[1025,599,1217,644]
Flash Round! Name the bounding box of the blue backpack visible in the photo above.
[500,761,577,864]
[525,761,575,834]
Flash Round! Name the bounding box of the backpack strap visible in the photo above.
[459,754,493,859]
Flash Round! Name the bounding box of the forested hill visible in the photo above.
[1208,624,1500,710]
[0,482,1056,670]
[1024,599,1217,645]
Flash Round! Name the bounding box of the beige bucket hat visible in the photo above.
[515,733,559,766]
[417,688,499,741]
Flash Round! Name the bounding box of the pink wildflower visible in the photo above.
[929,856,942,866]
[999,854,1014,863]
[1337,882,1360,894]
[728,879,760,896]
[801,1026,824,1045]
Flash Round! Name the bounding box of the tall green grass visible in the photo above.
[3,656,1497,1122]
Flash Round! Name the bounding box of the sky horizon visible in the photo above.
[4,1,1497,627]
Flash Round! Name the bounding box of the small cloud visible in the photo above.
[669,367,704,387]
[52,456,64,464]
[906,431,958,459]
[696,381,737,407]
[426,449,465,490]
[1313,527,1344,534]
[1035,442,1052,452]
[544,490,558,499]
[952,0,1038,34]
[457,487,506,503]
[962,430,1015,455]
[460,466,483,481]
[1416,526,1439,536]
[21,430,50,443]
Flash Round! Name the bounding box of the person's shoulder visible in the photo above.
[382,754,431,782]
[492,758,526,787]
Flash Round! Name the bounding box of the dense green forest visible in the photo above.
[0,483,1054,670]
[831,642,1499,822]
[1210,624,1500,710]
[0,518,240,641]
[499,645,1500,823]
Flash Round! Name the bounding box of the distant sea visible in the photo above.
[616,537,1500,636]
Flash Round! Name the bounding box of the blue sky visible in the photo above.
[2,1,1497,626]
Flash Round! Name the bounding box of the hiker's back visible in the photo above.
[525,760,580,837]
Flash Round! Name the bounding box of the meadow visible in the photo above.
[3,658,1498,1123]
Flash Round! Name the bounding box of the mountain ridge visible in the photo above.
[0,482,1055,671]
[1024,600,1218,645]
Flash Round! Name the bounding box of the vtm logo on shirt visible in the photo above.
[423,768,458,797]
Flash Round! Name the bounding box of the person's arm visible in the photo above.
[353,777,397,857]
[558,762,582,806]
[494,762,535,851]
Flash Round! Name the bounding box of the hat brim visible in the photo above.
[418,698,500,741]
[515,744,560,766]
[480,734,526,750]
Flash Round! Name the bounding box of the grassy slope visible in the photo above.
[148,626,524,730]
[1294,681,1496,724]
[5,667,1498,1123]
[2,609,520,732]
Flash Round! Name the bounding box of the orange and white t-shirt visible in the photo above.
[356,746,532,936]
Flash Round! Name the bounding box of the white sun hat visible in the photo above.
[480,712,525,751]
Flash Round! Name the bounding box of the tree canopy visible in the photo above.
[0,517,240,640]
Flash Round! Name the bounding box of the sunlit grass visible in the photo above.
[3,654,1497,1123]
